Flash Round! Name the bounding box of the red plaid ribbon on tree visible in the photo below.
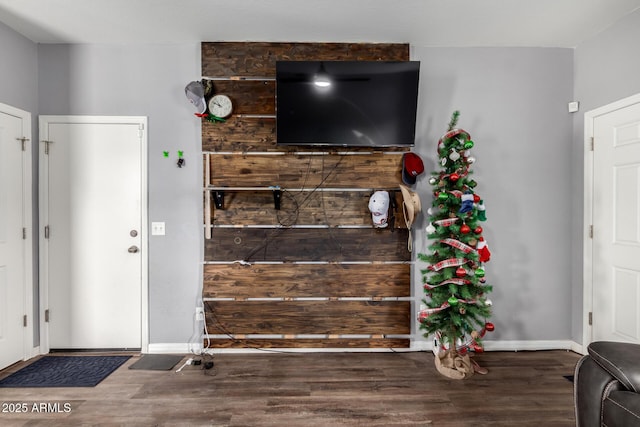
[424,278,471,290]
[418,301,451,319]
[428,257,469,271]
[444,169,469,181]
[440,238,474,253]
[440,128,471,144]
[418,298,480,322]
[437,128,471,152]
[433,218,459,227]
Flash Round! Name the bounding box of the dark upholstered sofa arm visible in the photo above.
[575,341,640,427]
[603,391,640,426]
[588,341,640,392]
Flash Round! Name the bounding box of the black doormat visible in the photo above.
[0,355,130,388]
[128,354,184,370]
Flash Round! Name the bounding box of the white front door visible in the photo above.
[0,104,32,370]
[591,98,640,344]
[40,116,147,350]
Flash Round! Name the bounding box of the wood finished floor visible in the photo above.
[0,350,581,427]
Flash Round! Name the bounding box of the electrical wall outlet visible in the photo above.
[195,307,204,321]
[151,222,166,236]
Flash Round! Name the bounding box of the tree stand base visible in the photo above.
[435,351,474,379]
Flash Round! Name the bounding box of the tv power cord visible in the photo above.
[175,357,214,372]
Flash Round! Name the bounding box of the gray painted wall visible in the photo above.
[37,43,203,344]
[571,8,640,344]
[4,12,636,348]
[410,47,574,343]
[0,20,38,113]
[29,41,577,347]
[0,20,39,345]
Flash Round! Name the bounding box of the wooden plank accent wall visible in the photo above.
[205,229,410,262]
[208,153,403,188]
[205,300,411,335]
[209,190,407,228]
[202,42,412,349]
[203,264,410,298]
[202,42,409,77]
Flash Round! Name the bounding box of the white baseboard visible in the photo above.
[411,339,579,353]
[147,343,203,354]
[148,340,582,354]
[483,340,577,352]
[570,341,587,355]
[30,345,42,358]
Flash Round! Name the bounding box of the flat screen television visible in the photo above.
[276,60,420,147]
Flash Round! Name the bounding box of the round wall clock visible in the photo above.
[208,94,233,118]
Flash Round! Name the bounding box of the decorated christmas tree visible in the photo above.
[418,111,494,379]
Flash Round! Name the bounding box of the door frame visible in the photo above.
[583,92,640,350]
[38,115,149,353]
[0,102,34,363]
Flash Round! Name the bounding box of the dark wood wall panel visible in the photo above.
[208,153,403,188]
[202,42,410,77]
[203,263,410,298]
[203,117,276,151]
[201,41,412,349]
[204,338,410,349]
[205,228,410,262]
[202,118,410,152]
[209,81,276,115]
[205,300,411,335]
[209,189,406,228]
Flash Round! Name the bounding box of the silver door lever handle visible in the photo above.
[128,245,139,253]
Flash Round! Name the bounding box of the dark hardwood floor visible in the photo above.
[0,349,582,426]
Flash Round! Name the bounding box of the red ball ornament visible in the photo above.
[472,343,484,353]
[485,322,495,332]
[473,194,481,203]
[455,267,467,277]
[449,172,460,182]
[460,224,471,234]
[474,226,483,234]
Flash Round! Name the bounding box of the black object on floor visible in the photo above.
[564,375,574,383]
[128,354,184,370]
[0,355,130,388]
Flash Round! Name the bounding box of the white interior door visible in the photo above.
[591,99,640,344]
[40,116,147,350]
[0,104,32,370]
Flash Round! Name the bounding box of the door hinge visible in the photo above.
[137,123,144,138]
[17,137,29,151]
[589,225,593,238]
[23,315,27,327]
[22,227,27,239]
[43,140,53,154]
[44,225,50,239]
[588,312,593,326]
[590,137,594,151]
[44,309,50,323]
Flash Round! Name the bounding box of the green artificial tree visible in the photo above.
[418,111,494,379]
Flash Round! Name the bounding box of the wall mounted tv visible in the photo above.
[276,60,420,147]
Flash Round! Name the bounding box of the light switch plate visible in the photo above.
[151,222,166,236]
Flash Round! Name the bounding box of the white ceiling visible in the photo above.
[0,0,639,47]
